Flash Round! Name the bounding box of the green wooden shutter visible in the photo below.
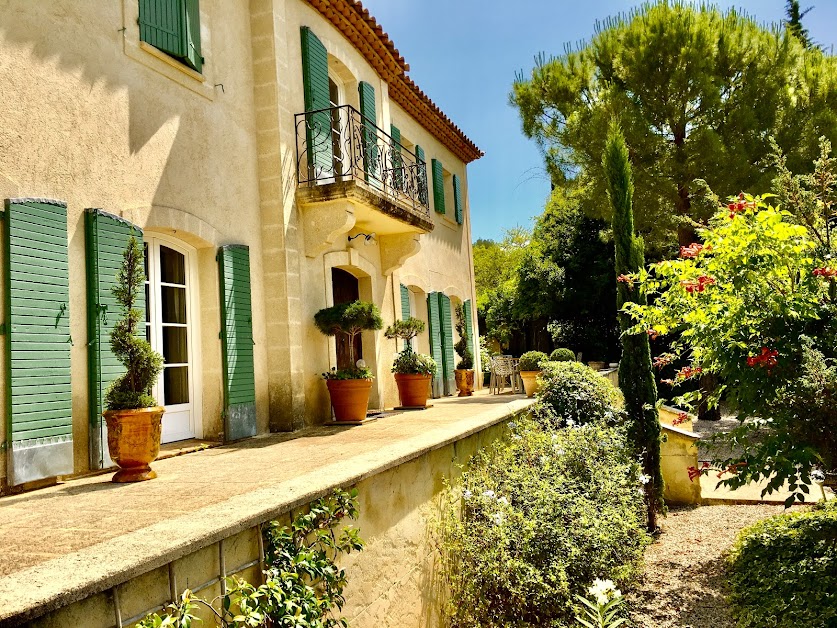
[439,293,455,395]
[390,124,403,191]
[184,0,203,73]
[358,81,378,180]
[464,299,475,366]
[85,209,144,470]
[432,159,445,214]
[139,0,186,59]
[427,292,444,397]
[453,174,464,225]
[400,284,411,351]
[300,26,333,178]
[4,199,73,485]
[415,144,428,207]
[218,245,256,442]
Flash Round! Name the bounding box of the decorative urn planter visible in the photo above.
[520,371,541,398]
[104,407,165,482]
[326,378,372,422]
[394,373,432,408]
[454,369,475,397]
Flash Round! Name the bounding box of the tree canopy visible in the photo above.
[512,1,837,249]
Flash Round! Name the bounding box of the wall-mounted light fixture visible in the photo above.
[347,232,376,244]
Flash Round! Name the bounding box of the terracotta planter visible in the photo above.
[326,378,372,422]
[520,370,541,398]
[394,373,432,408]
[103,406,165,483]
[454,369,475,397]
[587,361,607,371]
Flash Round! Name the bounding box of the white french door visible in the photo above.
[144,237,196,443]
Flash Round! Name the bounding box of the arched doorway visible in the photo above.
[144,235,199,442]
[331,267,362,370]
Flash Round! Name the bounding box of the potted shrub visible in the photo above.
[550,347,576,362]
[103,237,165,482]
[384,318,437,408]
[315,300,383,422]
[453,304,475,396]
[518,350,548,398]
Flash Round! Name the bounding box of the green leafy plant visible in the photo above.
[391,351,437,377]
[104,236,164,411]
[726,502,837,627]
[575,579,627,628]
[625,193,837,503]
[518,350,548,372]
[533,361,623,429]
[453,304,474,370]
[604,122,663,531]
[479,337,493,374]
[551,347,576,362]
[136,489,363,628]
[437,413,648,627]
[384,317,425,349]
[315,301,383,380]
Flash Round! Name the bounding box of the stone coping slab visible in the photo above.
[0,392,533,626]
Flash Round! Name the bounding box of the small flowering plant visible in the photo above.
[575,579,627,628]
[624,193,837,504]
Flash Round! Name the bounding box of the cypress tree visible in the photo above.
[603,122,663,531]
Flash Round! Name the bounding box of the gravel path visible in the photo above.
[628,504,788,628]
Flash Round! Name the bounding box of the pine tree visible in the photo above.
[603,122,663,531]
[785,0,814,49]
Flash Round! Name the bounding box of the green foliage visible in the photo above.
[314,300,383,369]
[437,415,649,627]
[550,348,576,362]
[533,361,623,429]
[321,367,373,381]
[604,124,663,530]
[574,580,627,628]
[104,237,163,411]
[518,350,548,372]
[785,0,815,49]
[137,489,363,628]
[726,502,837,627]
[391,351,437,377]
[384,317,425,346]
[454,304,474,370]
[512,2,837,249]
[480,337,493,374]
[625,193,837,501]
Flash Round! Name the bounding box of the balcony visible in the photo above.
[294,105,434,260]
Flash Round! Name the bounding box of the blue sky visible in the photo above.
[361,0,837,241]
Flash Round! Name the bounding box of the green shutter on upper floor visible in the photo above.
[463,299,475,366]
[439,293,456,395]
[432,158,445,214]
[453,174,464,225]
[4,199,73,485]
[300,26,333,178]
[427,292,444,397]
[139,0,202,72]
[358,81,378,180]
[218,245,257,442]
[85,209,144,470]
[390,124,403,190]
[414,145,428,206]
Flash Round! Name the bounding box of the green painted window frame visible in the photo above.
[432,158,445,214]
[139,0,203,73]
[453,174,464,225]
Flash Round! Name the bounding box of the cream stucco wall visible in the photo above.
[0,0,481,483]
[0,0,269,483]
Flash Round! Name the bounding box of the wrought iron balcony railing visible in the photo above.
[295,104,430,215]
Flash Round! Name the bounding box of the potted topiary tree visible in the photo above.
[315,300,383,422]
[384,317,437,408]
[103,236,165,482]
[550,347,576,362]
[453,304,475,396]
[518,350,548,398]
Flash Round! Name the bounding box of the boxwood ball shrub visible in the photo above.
[518,350,549,372]
[550,347,576,362]
[438,413,648,627]
[726,502,837,628]
[534,361,623,428]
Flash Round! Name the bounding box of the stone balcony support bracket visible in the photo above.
[379,233,421,276]
[300,199,357,258]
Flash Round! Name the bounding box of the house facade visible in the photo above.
[0,0,481,490]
